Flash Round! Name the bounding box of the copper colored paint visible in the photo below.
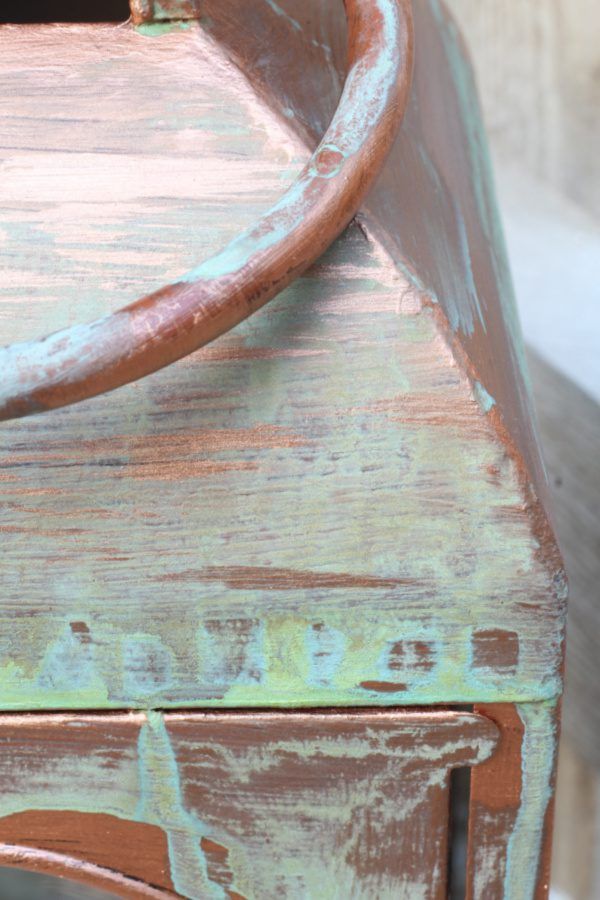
[0,846,173,899]
[156,565,418,590]
[0,2,565,895]
[200,837,245,899]
[472,629,520,674]
[0,710,498,898]
[0,2,565,716]
[0,811,175,894]
[359,680,408,693]
[388,639,436,673]
[0,0,414,420]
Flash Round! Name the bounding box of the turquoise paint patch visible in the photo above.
[454,198,485,334]
[37,624,100,694]
[0,315,120,407]
[306,624,346,687]
[135,21,192,37]
[123,634,174,700]
[179,176,308,283]
[199,620,265,688]
[136,711,221,899]
[474,381,496,413]
[337,0,401,158]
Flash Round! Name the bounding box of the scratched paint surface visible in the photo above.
[0,15,564,711]
[0,711,498,898]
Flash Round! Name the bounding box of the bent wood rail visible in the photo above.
[0,0,413,421]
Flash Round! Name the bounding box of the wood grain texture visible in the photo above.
[0,6,565,711]
[0,709,499,899]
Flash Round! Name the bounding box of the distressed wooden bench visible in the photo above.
[0,0,566,896]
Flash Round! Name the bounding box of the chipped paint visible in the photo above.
[0,5,564,896]
[306,624,347,687]
[264,0,303,34]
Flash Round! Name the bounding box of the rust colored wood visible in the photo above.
[0,0,413,420]
[466,702,560,900]
[0,709,498,899]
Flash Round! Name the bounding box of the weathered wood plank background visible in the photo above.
[449,0,600,219]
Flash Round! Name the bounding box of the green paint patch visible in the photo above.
[135,21,192,37]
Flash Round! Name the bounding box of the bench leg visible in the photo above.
[466,701,560,899]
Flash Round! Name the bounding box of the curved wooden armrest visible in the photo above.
[0,0,414,421]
